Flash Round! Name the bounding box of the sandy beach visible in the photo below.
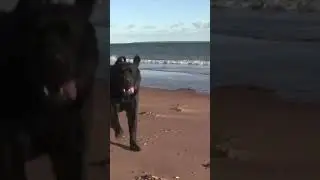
[211,10,320,179]
[22,8,320,178]
[110,87,210,180]
[212,86,320,180]
[24,80,210,180]
[22,79,320,180]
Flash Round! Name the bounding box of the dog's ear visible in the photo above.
[75,0,96,21]
[133,55,141,66]
[115,56,126,64]
[13,0,44,13]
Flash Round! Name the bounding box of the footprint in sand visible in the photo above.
[139,111,157,116]
[135,173,180,180]
[138,111,163,119]
[127,128,183,147]
[201,161,210,169]
[170,104,199,113]
[170,104,184,112]
[134,174,165,180]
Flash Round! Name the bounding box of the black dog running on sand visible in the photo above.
[110,55,142,152]
[0,1,98,180]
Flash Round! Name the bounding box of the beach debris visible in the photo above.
[134,174,167,180]
[139,111,160,118]
[129,129,181,147]
[170,104,184,112]
[134,173,181,180]
[201,161,210,169]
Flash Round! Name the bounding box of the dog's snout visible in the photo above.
[124,78,132,85]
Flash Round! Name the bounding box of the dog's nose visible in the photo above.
[124,78,132,85]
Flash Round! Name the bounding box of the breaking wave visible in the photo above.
[110,55,210,66]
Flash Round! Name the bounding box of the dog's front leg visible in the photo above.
[111,104,123,138]
[126,97,141,152]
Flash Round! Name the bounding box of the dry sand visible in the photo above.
[24,80,320,179]
[24,80,210,180]
[110,87,210,180]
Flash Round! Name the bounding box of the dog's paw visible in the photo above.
[130,142,141,152]
[115,129,124,139]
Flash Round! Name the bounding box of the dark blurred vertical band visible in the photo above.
[0,0,111,179]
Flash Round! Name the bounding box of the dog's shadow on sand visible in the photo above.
[110,141,132,151]
[89,141,134,167]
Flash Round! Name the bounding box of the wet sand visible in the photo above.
[212,86,320,180]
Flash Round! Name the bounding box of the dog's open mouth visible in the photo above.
[43,80,77,100]
[122,86,135,95]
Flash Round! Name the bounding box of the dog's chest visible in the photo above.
[115,101,131,113]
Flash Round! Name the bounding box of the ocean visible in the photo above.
[95,27,210,94]
[97,27,320,102]
[109,42,210,94]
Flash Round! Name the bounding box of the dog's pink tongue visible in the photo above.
[122,86,135,94]
[128,86,135,94]
[61,80,77,100]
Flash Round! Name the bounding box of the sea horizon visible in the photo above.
[110,40,210,45]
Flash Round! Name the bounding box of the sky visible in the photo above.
[110,0,210,43]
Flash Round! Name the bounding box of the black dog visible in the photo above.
[110,55,141,152]
[0,2,98,180]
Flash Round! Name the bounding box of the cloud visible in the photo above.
[202,21,210,29]
[180,27,189,32]
[126,24,135,29]
[110,29,210,43]
[192,21,210,29]
[143,25,157,29]
[192,22,202,29]
[170,22,184,29]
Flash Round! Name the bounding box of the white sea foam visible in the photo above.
[110,55,210,66]
[108,55,210,94]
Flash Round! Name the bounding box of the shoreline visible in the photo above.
[144,84,320,104]
[96,78,320,103]
[140,86,210,96]
[213,85,320,104]
[213,85,320,105]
